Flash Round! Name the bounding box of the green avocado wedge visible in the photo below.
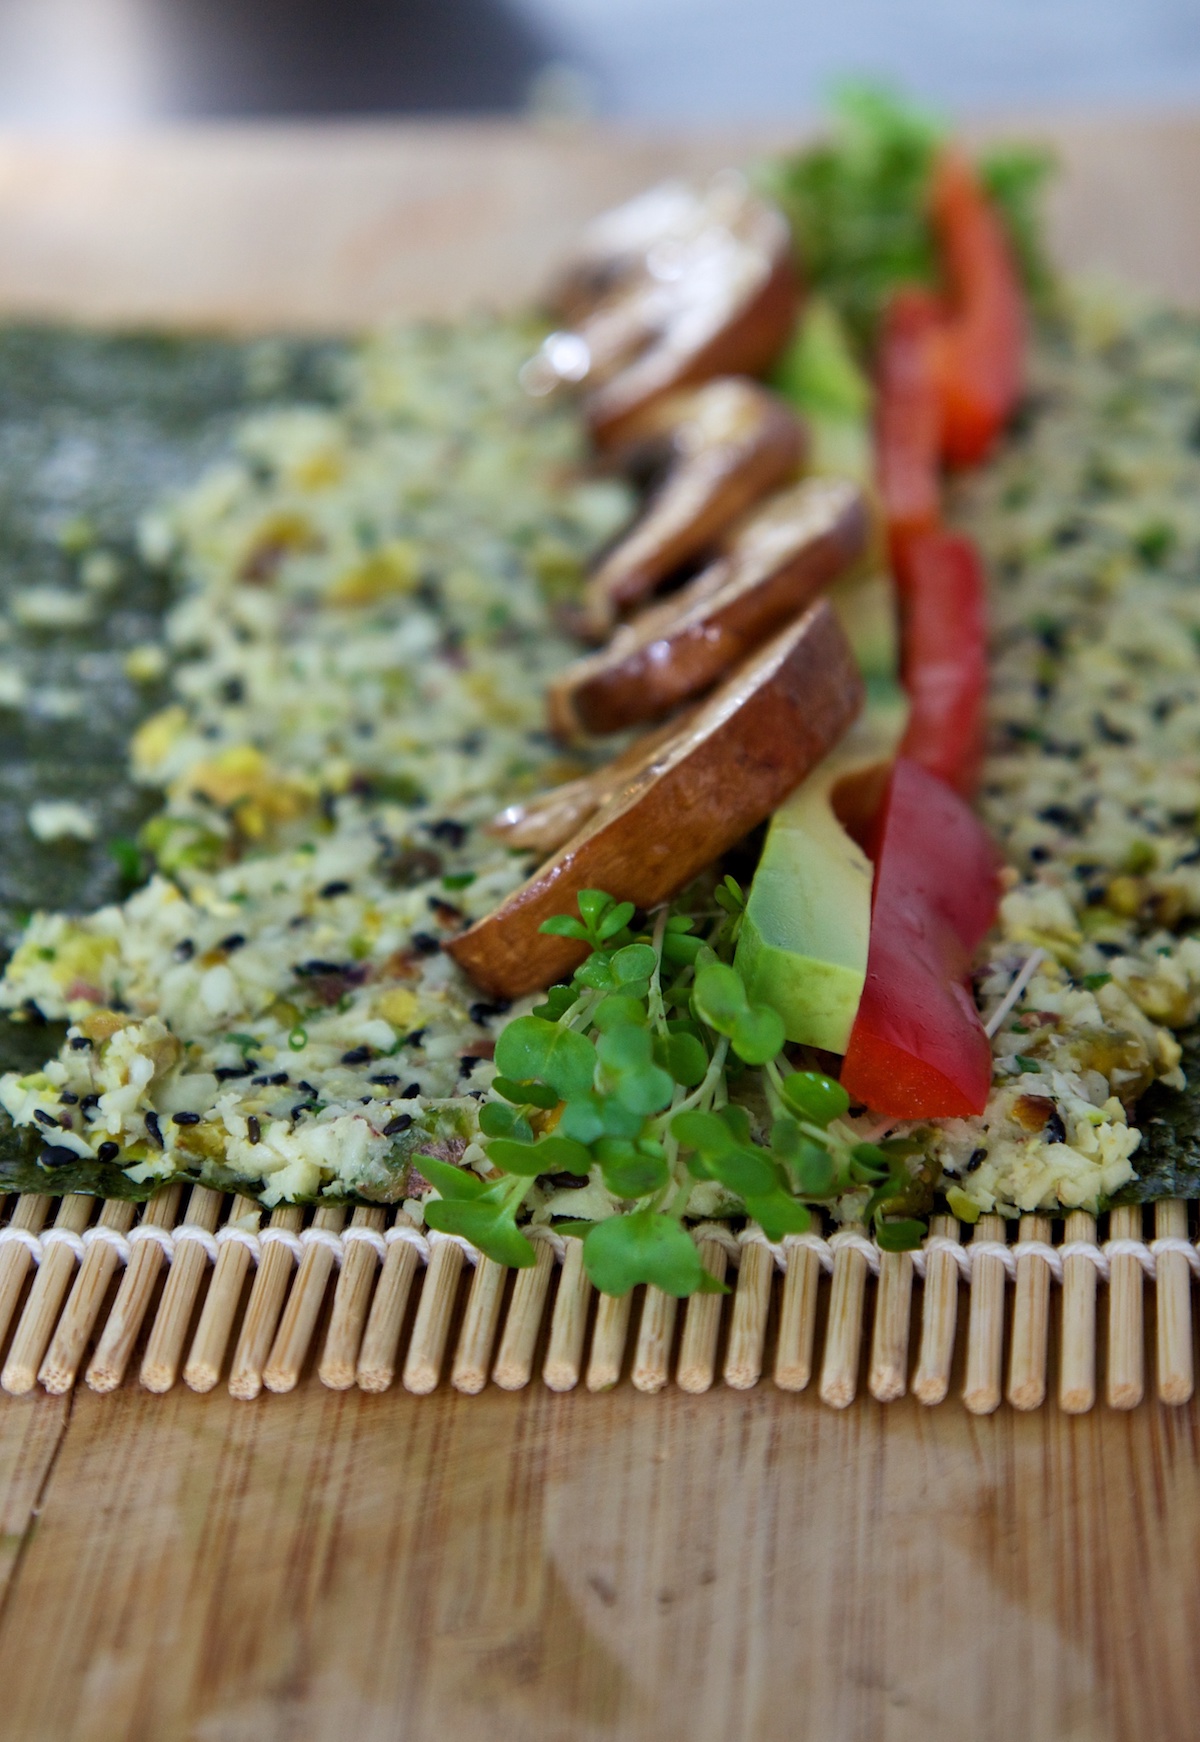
[734,687,907,1054]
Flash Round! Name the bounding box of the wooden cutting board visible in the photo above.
[0,113,1197,1742]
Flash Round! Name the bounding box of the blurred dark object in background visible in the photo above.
[158,0,551,115]
[0,0,566,125]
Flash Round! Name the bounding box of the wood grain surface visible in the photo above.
[0,114,1197,1742]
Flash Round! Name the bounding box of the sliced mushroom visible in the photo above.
[524,178,799,450]
[546,179,710,320]
[581,378,805,639]
[552,477,870,740]
[448,601,864,999]
[488,715,687,857]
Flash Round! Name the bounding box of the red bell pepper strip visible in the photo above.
[927,151,1026,468]
[876,287,942,598]
[841,756,999,1118]
[896,528,988,799]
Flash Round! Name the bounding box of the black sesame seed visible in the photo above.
[34,1108,57,1129]
[59,1091,78,1106]
[400,1083,421,1099]
[1095,941,1124,957]
[218,933,246,952]
[220,676,245,704]
[172,1111,201,1126]
[215,1065,252,1082]
[320,880,351,898]
[80,1093,100,1111]
[469,999,511,1024]
[965,1148,988,1173]
[268,1072,289,1085]
[296,958,348,976]
[459,1055,481,1073]
[297,1081,316,1095]
[426,818,467,848]
[21,1000,46,1025]
[1044,1110,1067,1144]
[290,1102,314,1119]
[410,932,441,956]
[173,939,195,962]
[145,1112,164,1149]
[69,1035,92,1051]
[427,898,463,924]
[247,1115,261,1145]
[97,1140,120,1163]
[1029,845,1050,863]
[1037,805,1077,829]
[384,1114,413,1136]
[39,1143,80,1170]
[369,1073,400,1086]
[404,1028,426,1048]
[341,1046,372,1066]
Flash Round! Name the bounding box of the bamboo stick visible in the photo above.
[85,1185,181,1393]
[586,1287,633,1392]
[676,1237,729,1394]
[227,1205,304,1401]
[818,1229,870,1408]
[39,1197,137,1395]
[913,1215,961,1405]
[1007,1213,1053,1411]
[4,1194,95,1393]
[724,1239,774,1390]
[543,1237,591,1392]
[963,1214,1009,1415]
[868,1249,913,1403]
[356,1216,424,1393]
[631,1286,677,1393]
[1154,1199,1193,1406]
[0,1194,50,1354]
[183,1198,261,1393]
[492,1236,556,1390]
[772,1231,822,1393]
[262,1206,346,1394]
[317,1206,386,1391]
[402,1235,465,1394]
[1059,1209,1099,1414]
[140,1186,224,1393]
[450,1256,508,1394]
[1106,1203,1145,1411]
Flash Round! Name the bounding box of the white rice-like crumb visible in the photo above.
[28,801,97,843]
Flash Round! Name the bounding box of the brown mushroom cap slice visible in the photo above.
[583,193,799,449]
[550,477,870,740]
[448,600,864,999]
[522,180,799,447]
[546,179,710,319]
[582,378,805,639]
[486,715,687,857]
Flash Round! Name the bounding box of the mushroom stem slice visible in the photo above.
[582,378,805,640]
[552,477,871,741]
[448,600,864,1001]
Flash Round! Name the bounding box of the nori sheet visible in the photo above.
[0,324,343,1196]
[1114,1025,1200,1203]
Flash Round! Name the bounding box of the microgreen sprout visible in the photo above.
[419,884,931,1292]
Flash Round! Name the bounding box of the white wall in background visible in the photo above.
[517,0,1200,120]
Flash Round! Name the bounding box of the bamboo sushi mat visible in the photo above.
[0,1185,1190,1412]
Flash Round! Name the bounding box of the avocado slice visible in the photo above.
[734,689,907,1053]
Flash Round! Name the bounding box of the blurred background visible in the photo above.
[0,0,1198,127]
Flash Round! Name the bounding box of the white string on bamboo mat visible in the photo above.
[0,1208,1195,1285]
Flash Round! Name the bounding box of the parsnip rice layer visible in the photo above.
[3,296,1200,1221]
